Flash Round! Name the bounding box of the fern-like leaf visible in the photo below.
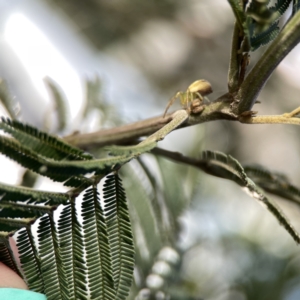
[244,165,300,207]
[56,203,77,300]
[0,131,156,183]
[271,0,292,19]
[200,151,300,244]
[36,214,66,300]
[0,181,69,205]
[200,150,246,185]
[16,228,44,292]
[103,173,135,300]
[70,201,90,299]
[0,117,92,161]
[250,21,280,50]
[0,216,34,233]
[81,186,115,299]
[247,0,273,23]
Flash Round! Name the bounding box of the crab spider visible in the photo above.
[163,79,212,117]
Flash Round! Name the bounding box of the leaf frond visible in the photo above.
[271,0,292,18]
[200,150,247,185]
[244,165,300,207]
[200,151,300,244]
[250,21,280,50]
[0,133,155,183]
[56,203,77,300]
[0,181,69,205]
[36,214,66,299]
[81,186,115,299]
[0,216,34,231]
[103,173,135,300]
[16,228,44,292]
[0,117,92,161]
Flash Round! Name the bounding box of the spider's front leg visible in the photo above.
[163,91,181,118]
[179,92,189,109]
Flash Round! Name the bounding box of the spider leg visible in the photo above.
[195,92,204,101]
[163,92,180,117]
[187,91,192,109]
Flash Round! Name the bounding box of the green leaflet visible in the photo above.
[56,203,81,300]
[228,0,293,50]
[200,151,300,244]
[0,134,124,181]
[0,119,156,184]
[0,117,157,299]
[271,0,292,20]
[16,228,44,292]
[11,176,135,300]
[0,181,69,205]
[65,202,89,299]
[0,117,93,161]
[103,173,135,300]
[81,186,115,300]
[36,214,66,300]
[200,150,247,186]
[244,165,300,207]
[250,21,280,50]
[0,216,34,232]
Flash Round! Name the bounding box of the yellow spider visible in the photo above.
[163,79,212,117]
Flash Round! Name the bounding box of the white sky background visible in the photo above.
[4,13,83,122]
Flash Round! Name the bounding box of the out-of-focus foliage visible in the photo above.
[46,0,180,49]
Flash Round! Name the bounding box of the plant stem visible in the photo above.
[64,94,236,149]
[228,23,241,93]
[239,107,300,125]
[236,10,300,114]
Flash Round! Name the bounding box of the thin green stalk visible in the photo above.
[228,23,242,93]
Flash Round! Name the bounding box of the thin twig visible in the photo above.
[63,94,236,149]
[239,107,300,125]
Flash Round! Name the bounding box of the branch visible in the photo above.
[64,94,236,149]
[228,22,242,93]
[235,9,300,114]
[239,106,300,125]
